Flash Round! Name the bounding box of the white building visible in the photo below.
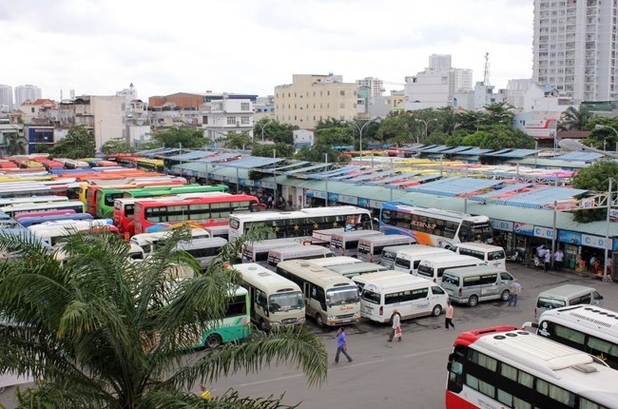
[14,84,41,107]
[356,77,384,98]
[202,98,254,144]
[0,85,13,112]
[293,129,314,148]
[116,83,138,109]
[533,0,618,102]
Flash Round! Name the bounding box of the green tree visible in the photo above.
[560,106,593,131]
[252,143,296,159]
[571,159,618,222]
[221,131,252,150]
[101,137,135,155]
[152,127,208,149]
[51,124,95,159]
[4,132,27,156]
[254,119,296,145]
[0,228,327,408]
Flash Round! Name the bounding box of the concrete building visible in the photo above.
[0,85,13,112]
[116,83,138,110]
[274,74,359,129]
[202,98,254,145]
[14,84,41,107]
[533,0,618,102]
[356,77,384,98]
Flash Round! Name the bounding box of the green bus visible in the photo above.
[95,184,229,219]
[196,285,251,348]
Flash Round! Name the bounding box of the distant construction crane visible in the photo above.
[483,52,491,86]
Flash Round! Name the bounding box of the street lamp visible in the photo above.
[413,118,437,143]
[256,121,271,142]
[351,118,379,163]
[97,119,103,155]
[595,124,618,152]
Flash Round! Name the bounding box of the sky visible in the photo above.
[1,0,534,101]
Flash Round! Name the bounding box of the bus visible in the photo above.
[0,195,69,207]
[133,193,259,235]
[231,263,305,331]
[275,259,361,327]
[136,158,164,172]
[28,219,118,247]
[446,325,618,409]
[228,206,374,242]
[522,305,618,370]
[0,200,86,218]
[17,212,94,228]
[0,180,83,199]
[123,184,229,199]
[379,201,493,249]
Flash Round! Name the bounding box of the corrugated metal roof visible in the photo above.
[439,146,475,154]
[365,172,420,186]
[166,151,216,161]
[480,148,515,157]
[494,186,589,208]
[284,163,331,176]
[420,145,451,153]
[468,183,533,202]
[193,153,243,163]
[553,152,605,162]
[454,147,493,156]
[308,166,362,179]
[330,168,377,181]
[346,168,399,183]
[388,174,441,187]
[271,161,310,171]
[405,177,503,196]
[217,156,284,169]
[137,147,181,157]
[493,149,539,158]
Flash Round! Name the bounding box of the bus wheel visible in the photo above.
[315,314,324,328]
[501,290,511,301]
[432,304,442,317]
[205,334,222,349]
[467,295,479,307]
[259,319,269,332]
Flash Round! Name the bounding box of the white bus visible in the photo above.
[307,256,363,268]
[129,228,211,257]
[228,206,373,242]
[324,261,388,279]
[28,219,116,247]
[446,325,618,409]
[241,238,303,264]
[378,244,419,269]
[176,237,228,270]
[355,272,448,323]
[379,201,493,249]
[232,263,305,331]
[275,259,361,327]
[452,242,506,269]
[0,200,86,218]
[329,229,383,257]
[266,244,333,269]
[523,304,618,370]
[0,195,69,207]
[393,245,453,274]
[415,253,484,285]
[356,234,416,263]
[311,227,345,246]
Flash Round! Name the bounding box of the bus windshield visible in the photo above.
[269,292,304,312]
[326,286,360,307]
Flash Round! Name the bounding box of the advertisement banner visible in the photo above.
[490,219,513,232]
[534,226,554,239]
[513,222,534,236]
[558,230,582,245]
[581,234,611,250]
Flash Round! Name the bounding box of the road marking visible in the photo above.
[403,347,451,359]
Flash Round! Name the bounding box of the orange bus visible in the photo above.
[132,193,259,235]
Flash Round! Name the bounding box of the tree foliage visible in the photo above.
[559,106,594,131]
[101,137,135,155]
[254,119,296,145]
[571,159,618,222]
[0,227,327,409]
[221,131,253,150]
[51,124,95,159]
[252,143,296,159]
[3,132,27,156]
[152,127,209,149]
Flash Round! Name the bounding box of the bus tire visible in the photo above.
[467,295,479,307]
[501,290,511,302]
[432,304,442,317]
[315,314,324,328]
[259,319,269,332]
[205,334,222,349]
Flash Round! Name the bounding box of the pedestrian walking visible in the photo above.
[554,248,564,272]
[508,279,522,307]
[388,310,402,342]
[445,301,455,330]
[544,249,551,272]
[333,327,352,364]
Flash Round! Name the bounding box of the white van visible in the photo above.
[452,242,506,269]
[308,256,363,268]
[232,263,305,330]
[266,244,334,269]
[534,284,604,320]
[356,234,416,263]
[379,244,419,269]
[329,230,383,257]
[130,228,211,256]
[176,237,228,270]
[415,254,484,285]
[355,272,449,323]
[311,227,345,246]
[440,265,515,307]
[351,269,408,290]
[242,238,301,264]
[324,261,388,279]
[393,245,453,274]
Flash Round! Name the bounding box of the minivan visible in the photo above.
[415,254,484,285]
[440,265,515,307]
[534,284,604,320]
[266,244,334,269]
[452,242,506,270]
[329,230,383,257]
[393,245,453,274]
[356,234,416,263]
[379,244,419,269]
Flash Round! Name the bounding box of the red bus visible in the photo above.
[132,193,259,235]
[446,325,618,409]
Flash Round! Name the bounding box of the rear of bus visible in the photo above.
[454,242,506,269]
[393,246,453,275]
[242,238,301,265]
[176,237,228,270]
[379,244,419,269]
[416,254,483,285]
[356,234,414,263]
[329,230,382,257]
[266,244,334,270]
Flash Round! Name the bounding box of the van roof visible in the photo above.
[355,271,433,289]
[537,284,598,298]
[268,244,333,256]
[176,237,228,250]
[327,262,387,275]
[418,254,481,266]
[309,256,362,267]
[455,242,505,251]
[352,269,408,283]
[442,265,507,277]
[358,234,415,245]
[331,230,383,239]
[381,244,420,253]
[396,246,452,257]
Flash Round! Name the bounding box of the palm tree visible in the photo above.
[4,132,26,156]
[559,106,593,131]
[0,228,327,408]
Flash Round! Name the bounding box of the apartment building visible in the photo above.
[0,85,13,112]
[533,0,618,102]
[202,98,254,143]
[14,84,42,107]
[274,74,359,129]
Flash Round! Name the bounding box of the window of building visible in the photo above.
[227,117,236,125]
[340,90,345,96]
[240,116,250,125]
[241,102,249,111]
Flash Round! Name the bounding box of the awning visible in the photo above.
[285,163,332,176]
[493,186,589,208]
[405,177,503,196]
[553,152,605,162]
[166,151,216,161]
[194,153,242,163]
[217,156,284,169]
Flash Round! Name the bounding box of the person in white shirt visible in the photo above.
[554,249,564,271]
